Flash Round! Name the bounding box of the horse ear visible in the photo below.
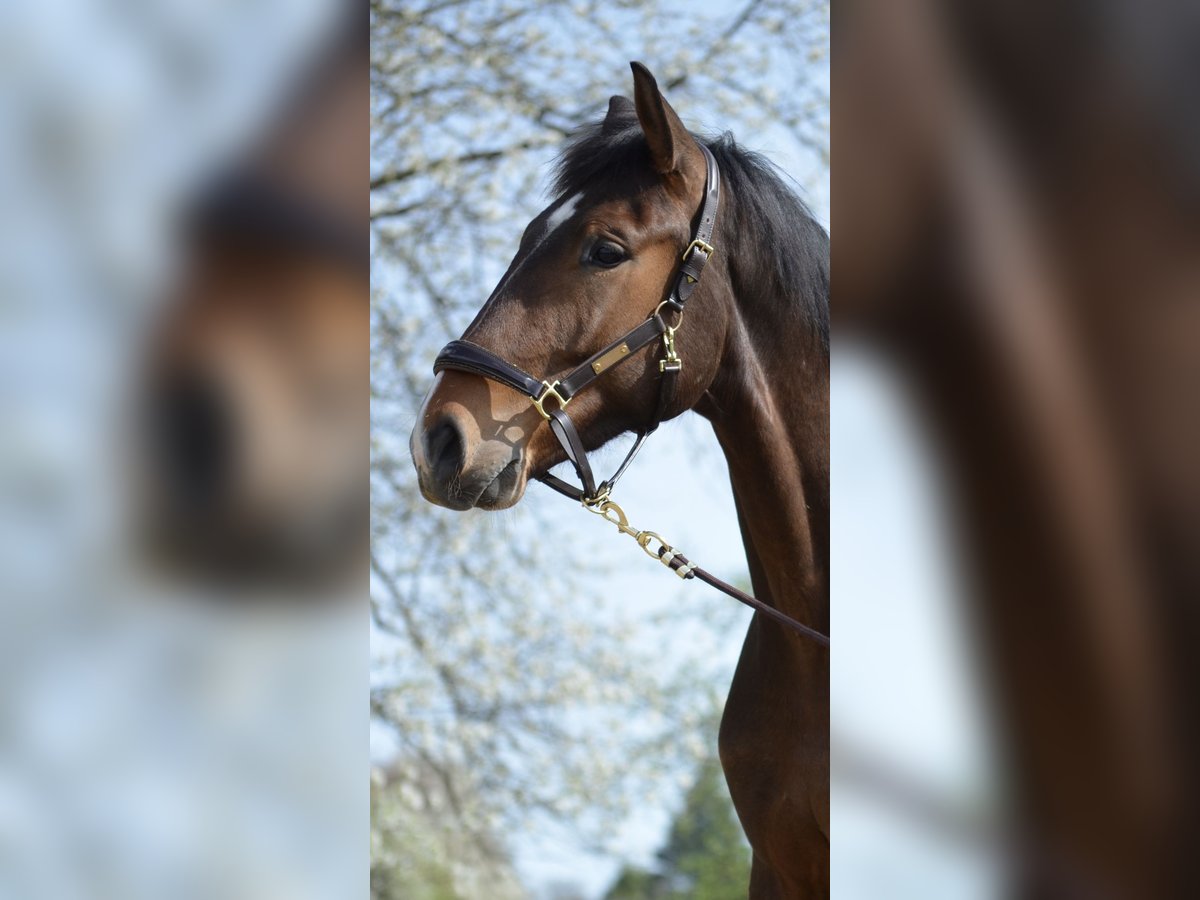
[630,61,697,175]
[603,95,636,133]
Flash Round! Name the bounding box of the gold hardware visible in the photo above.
[651,301,684,372]
[659,325,682,373]
[584,498,688,576]
[682,238,715,261]
[591,342,630,375]
[653,299,685,329]
[636,531,670,561]
[581,485,610,508]
[587,499,642,541]
[531,380,569,420]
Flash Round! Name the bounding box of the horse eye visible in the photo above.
[589,242,626,267]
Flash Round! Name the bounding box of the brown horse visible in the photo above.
[410,63,829,897]
[139,22,366,589]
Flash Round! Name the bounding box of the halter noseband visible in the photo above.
[433,144,721,506]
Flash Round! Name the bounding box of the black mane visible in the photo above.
[552,120,830,353]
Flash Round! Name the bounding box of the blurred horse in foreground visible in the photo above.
[139,24,365,592]
[838,1,1199,895]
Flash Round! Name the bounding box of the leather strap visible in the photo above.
[546,406,597,500]
[433,316,667,408]
[539,470,590,501]
[434,340,543,398]
[537,423,652,504]
[657,546,830,646]
[664,145,721,312]
[558,314,666,400]
[651,363,678,430]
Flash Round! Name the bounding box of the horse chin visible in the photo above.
[419,453,527,511]
[472,457,526,510]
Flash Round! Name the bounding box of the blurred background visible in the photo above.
[371,1,835,898]
[1,1,365,898]
[5,1,1194,898]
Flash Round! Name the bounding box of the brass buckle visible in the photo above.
[531,380,568,421]
[681,238,715,261]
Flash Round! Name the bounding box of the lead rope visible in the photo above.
[580,497,830,647]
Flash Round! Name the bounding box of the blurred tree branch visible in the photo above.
[369,139,561,191]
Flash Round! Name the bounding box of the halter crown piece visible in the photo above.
[432,146,829,647]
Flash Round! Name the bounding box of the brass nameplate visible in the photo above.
[591,342,630,375]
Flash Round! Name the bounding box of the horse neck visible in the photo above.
[699,299,829,632]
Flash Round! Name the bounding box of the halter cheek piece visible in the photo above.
[431,146,829,648]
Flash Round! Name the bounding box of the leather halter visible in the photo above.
[435,145,720,504]
[431,146,829,648]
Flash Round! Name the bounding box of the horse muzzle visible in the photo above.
[411,407,529,511]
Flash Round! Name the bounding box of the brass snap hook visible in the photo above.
[660,326,682,373]
[587,499,641,540]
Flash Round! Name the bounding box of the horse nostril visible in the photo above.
[425,415,466,485]
[150,373,231,511]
